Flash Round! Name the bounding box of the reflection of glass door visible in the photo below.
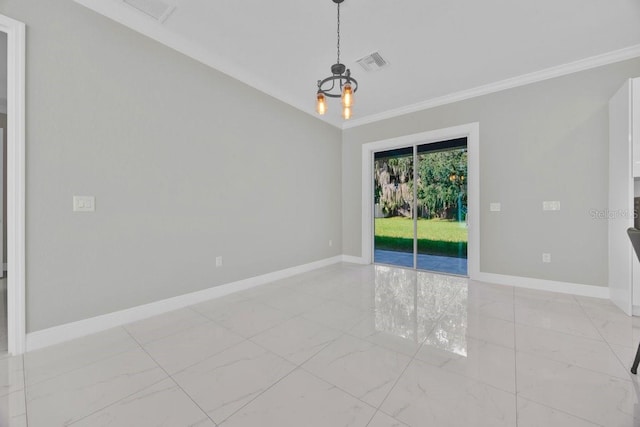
[373,138,468,276]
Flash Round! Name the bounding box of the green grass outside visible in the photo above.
[375,217,467,258]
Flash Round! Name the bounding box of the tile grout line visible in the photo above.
[208,321,347,424]
[510,292,636,377]
[363,282,467,427]
[214,365,301,425]
[513,341,636,381]
[294,340,407,426]
[295,365,380,421]
[246,326,345,368]
[127,313,215,347]
[230,324,402,425]
[215,277,379,424]
[171,289,352,377]
[515,395,607,427]
[514,294,617,427]
[144,303,349,424]
[512,317,616,344]
[165,334,249,378]
[22,326,141,389]
[65,376,171,426]
[63,327,179,426]
[21,353,28,427]
[573,295,639,382]
[135,309,292,378]
[514,292,617,426]
[124,310,253,379]
[499,287,610,426]
[191,298,300,343]
[121,328,220,427]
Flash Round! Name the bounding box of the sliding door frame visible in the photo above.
[361,123,480,279]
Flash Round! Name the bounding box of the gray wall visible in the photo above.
[0,33,5,268]
[343,58,640,288]
[1,0,342,333]
[0,113,6,268]
[0,31,6,110]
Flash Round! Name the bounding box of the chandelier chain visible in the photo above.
[315,0,357,118]
[336,2,341,66]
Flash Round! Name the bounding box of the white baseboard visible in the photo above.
[341,255,367,264]
[473,271,609,299]
[26,255,343,352]
[25,257,613,352]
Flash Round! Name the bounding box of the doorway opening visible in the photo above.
[373,138,468,275]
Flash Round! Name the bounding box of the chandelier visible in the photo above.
[316,0,358,120]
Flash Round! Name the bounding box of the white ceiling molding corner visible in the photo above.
[73,0,343,128]
[74,0,640,131]
[343,43,640,130]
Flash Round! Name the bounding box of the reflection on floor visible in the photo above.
[374,248,468,275]
[0,263,638,426]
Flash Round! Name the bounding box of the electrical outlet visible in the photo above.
[490,202,501,212]
[215,256,223,267]
[329,240,333,247]
[542,253,551,263]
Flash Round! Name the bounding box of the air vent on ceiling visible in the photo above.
[123,0,176,22]
[356,52,388,72]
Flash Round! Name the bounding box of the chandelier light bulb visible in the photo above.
[342,106,352,120]
[316,92,327,115]
[342,82,353,107]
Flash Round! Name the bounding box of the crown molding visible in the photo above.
[73,0,343,129]
[71,0,640,132]
[343,44,640,129]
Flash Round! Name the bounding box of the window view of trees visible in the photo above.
[417,149,467,221]
[374,156,414,218]
[374,149,467,221]
[374,148,468,262]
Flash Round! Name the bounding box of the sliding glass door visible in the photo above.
[374,138,468,276]
[373,147,415,268]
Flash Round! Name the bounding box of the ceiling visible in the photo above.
[75,0,640,128]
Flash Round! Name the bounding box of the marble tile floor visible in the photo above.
[0,263,639,426]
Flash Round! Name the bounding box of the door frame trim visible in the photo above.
[0,14,26,355]
[361,123,480,279]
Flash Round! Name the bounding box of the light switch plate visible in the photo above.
[73,196,95,212]
[490,202,501,212]
[542,201,561,211]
